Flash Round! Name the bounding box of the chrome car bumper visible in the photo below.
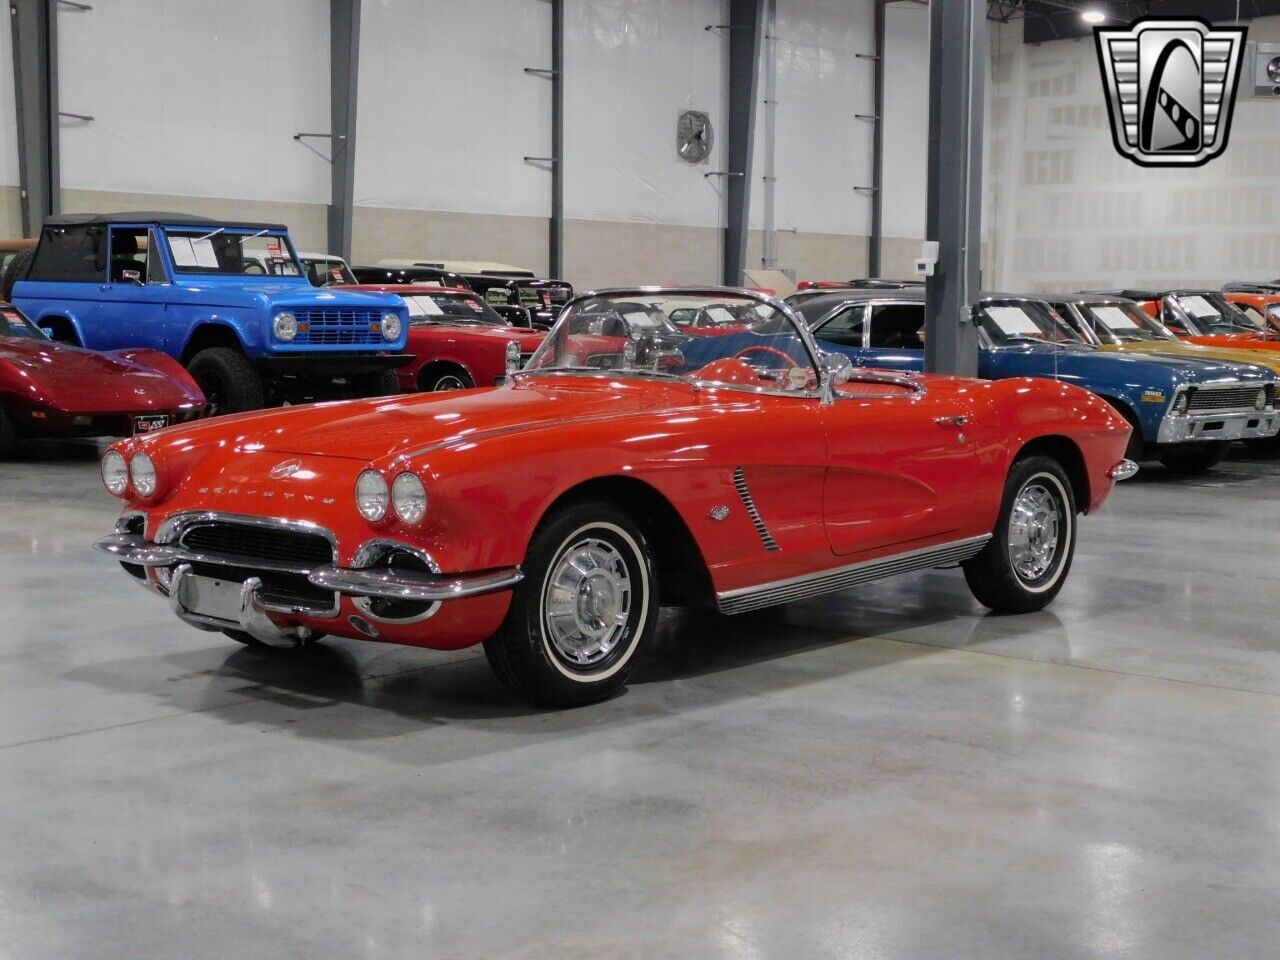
[1156,409,1279,444]
[94,528,523,644]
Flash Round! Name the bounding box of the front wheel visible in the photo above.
[963,455,1077,614]
[483,501,658,708]
[1159,441,1229,474]
[187,348,265,415]
[423,368,475,392]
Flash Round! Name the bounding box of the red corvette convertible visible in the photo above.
[345,284,546,391]
[96,288,1133,708]
[0,302,204,457]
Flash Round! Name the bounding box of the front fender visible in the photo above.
[177,315,258,356]
[111,348,206,401]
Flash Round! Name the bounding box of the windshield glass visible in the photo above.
[523,291,819,393]
[302,257,356,286]
[402,291,505,325]
[976,300,1083,345]
[0,306,46,340]
[1078,302,1171,343]
[165,228,301,276]
[1171,292,1262,334]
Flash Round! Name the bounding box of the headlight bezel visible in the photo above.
[381,311,402,343]
[129,452,159,499]
[1254,388,1268,412]
[391,472,428,524]
[1171,390,1191,416]
[273,312,298,342]
[101,450,129,497]
[355,469,390,523]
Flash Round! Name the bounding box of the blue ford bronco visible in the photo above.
[9,212,410,414]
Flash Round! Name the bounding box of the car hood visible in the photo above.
[1099,341,1280,375]
[0,339,196,411]
[1051,345,1275,384]
[222,377,687,461]
[407,323,545,349]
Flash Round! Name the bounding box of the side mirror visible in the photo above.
[820,352,854,401]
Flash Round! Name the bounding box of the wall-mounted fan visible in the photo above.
[677,110,714,164]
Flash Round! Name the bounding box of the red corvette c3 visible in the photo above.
[95,288,1134,708]
[344,284,546,392]
[0,302,204,457]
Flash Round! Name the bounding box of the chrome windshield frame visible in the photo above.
[516,285,828,396]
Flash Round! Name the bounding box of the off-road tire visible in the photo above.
[1,248,35,301]
[187,348,265,415]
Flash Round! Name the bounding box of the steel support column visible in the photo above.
[10,0,60,235]
[550,0,563,278]
[867,0,886,278]
[328,0,359,260]
[923,0,985,377]
[722,0,766,287]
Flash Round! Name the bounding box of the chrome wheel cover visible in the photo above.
[1007,481,1064,583]
[433,374,467,391]
[543,537,632,668]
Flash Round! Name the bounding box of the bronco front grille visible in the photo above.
[291,307,387,346]
[180,523,333,570]
[1186,386,1267,412]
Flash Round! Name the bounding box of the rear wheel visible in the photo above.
[1158,441,1229,475]
[963,456,1077,614]
[423,368,475,392]
[483,501,657,708]
[187,347,265,415]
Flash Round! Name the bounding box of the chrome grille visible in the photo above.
[180,523,333,570]
[292,308,386,346]
[1186,386,1266,412]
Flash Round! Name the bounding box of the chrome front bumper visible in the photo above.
[94,530,523,643]
[1155,409,1279,444]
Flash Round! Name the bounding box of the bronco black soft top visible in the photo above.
[42,212,289,232]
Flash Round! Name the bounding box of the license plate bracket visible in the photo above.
[182,574,244,624]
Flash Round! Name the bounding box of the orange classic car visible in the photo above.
[94,288,1133,708]
[1102,289,1280,355]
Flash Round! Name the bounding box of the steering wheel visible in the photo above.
[733,345,797,367]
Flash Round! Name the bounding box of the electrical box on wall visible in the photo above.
[1245,42,1280,98]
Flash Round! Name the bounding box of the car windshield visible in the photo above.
[402,292,505,325]
[976,300,1083,345]
[302,258,356,286]
[1078,301,1171,343]
[165,227,301,276]
[669,302,759,329]
[0,306,46,340]
[1172,293,1263,334]
[522,290,820,393]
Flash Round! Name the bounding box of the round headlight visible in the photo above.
[382,312,402,342]
[391,472,428,524]
[1172,391,1190,415]
[129,452,158,498]
[1255,389,1268,411]
[101,450,128,496]
[355,470,389,522]
[273,312,298,342]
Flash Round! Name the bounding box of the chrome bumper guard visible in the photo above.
[1156,409,1279,444]
[95,531,523,632]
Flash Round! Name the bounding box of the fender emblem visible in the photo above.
[269,459,304,480]
[709,505,731,522]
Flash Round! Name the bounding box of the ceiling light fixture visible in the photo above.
[1081,9,1106,24]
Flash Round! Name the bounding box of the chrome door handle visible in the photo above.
[935,415,968,428]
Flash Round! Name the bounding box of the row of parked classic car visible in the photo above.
[3,211,1277,707]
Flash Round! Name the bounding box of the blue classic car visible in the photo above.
[789,289,1280,473]
[10,213,410,414]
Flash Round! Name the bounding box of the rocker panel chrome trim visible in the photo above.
[716,535,991,615]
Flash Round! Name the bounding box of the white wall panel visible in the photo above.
[0,12,18,187]
[563,0,724,227]
[880,0,928,241]
[987,18,1280,292]
[747,0,875,238]
[57,1,330,204]
[356,0,551,217]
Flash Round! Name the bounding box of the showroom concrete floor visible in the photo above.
[1,442,1278,960]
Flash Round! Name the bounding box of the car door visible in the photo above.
[90,226,170,350]
[820,373,981,557]
[808,302,871,366]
